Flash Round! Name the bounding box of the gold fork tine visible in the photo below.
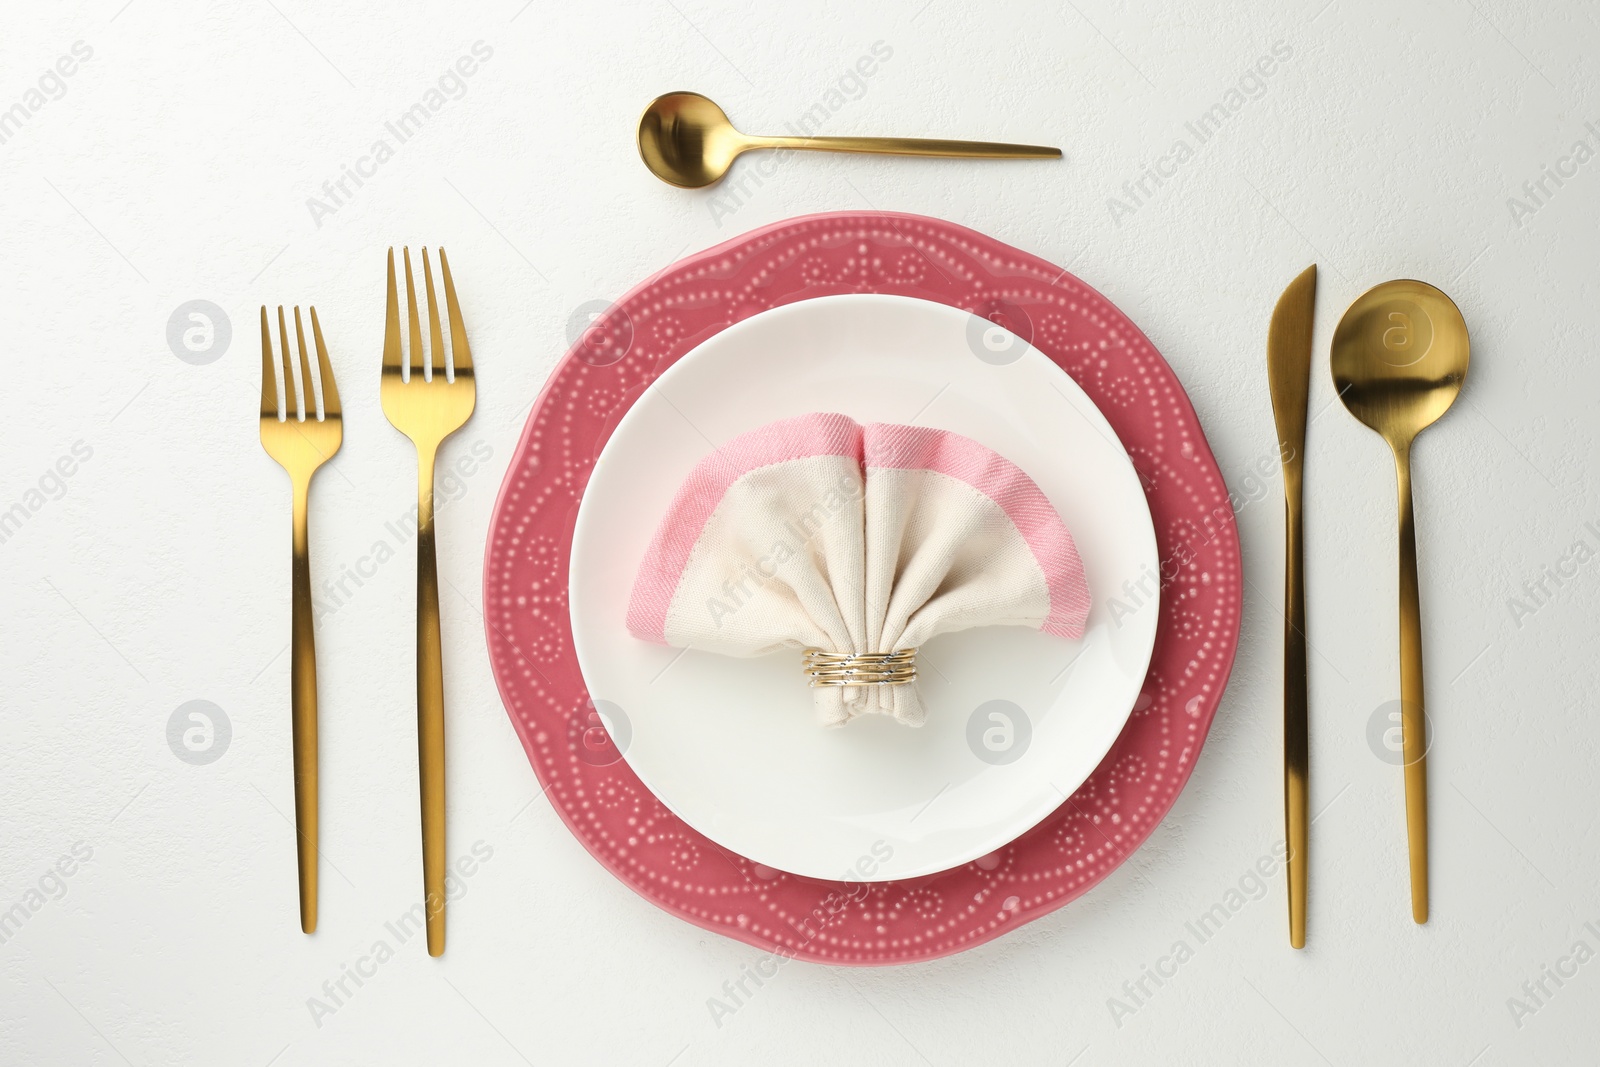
[422,248,446,383]
[293,308,318,420]
[276,306,299,421]
[438,248,471,378]
[403,246,425,380]
[260,306,280,420]
[384,249,405,376]
[310,308,341,418]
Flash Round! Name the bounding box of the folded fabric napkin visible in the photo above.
[627,413,1090,727]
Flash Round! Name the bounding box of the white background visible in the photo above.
[1,1,1594,1064]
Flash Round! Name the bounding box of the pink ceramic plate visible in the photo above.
[484,211,1242,965]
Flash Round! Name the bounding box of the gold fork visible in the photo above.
[258,305,343,935]
[380,247,475,957]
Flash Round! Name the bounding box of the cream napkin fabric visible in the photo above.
[627,413,1090,726]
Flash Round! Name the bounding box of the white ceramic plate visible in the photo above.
[569,295,1159,881]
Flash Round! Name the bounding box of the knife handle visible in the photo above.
[1283,475,1309,949]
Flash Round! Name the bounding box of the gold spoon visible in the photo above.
[1331,279,1469,925]
[637,91,1061,189]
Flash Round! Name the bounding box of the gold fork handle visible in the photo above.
[756,134,1060,160]
[1282,475,1309,948]
[1394,444,1428,924]
[415,446,447,957]
[290,478,319,935]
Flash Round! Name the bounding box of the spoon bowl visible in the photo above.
[1331,280,1469,445]
[637,92,747,189]
[1331,278,1469,927]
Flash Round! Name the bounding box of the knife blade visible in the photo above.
[1267,264,1316,949]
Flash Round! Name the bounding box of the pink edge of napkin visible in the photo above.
[625,412,862,643]
[863,423,1092,640]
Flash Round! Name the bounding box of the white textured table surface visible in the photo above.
[3,1,1595,1064]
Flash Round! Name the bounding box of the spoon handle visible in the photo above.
[1394,444,1429,924]
[756,134,1061,160]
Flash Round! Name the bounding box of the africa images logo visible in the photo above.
[0,41,93,148]
[1105,40,1293,225]
[305,41,494,229]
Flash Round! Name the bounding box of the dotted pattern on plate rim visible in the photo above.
[484,212,1242,965]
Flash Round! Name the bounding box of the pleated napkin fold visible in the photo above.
[627,413,1090,727]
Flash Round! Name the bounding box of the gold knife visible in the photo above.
[1266,264,1316,949]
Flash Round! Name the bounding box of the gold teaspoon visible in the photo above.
[1331,279,1470,925]
[637,91,1061,189]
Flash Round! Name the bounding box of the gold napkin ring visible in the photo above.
[802,648,917,688]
